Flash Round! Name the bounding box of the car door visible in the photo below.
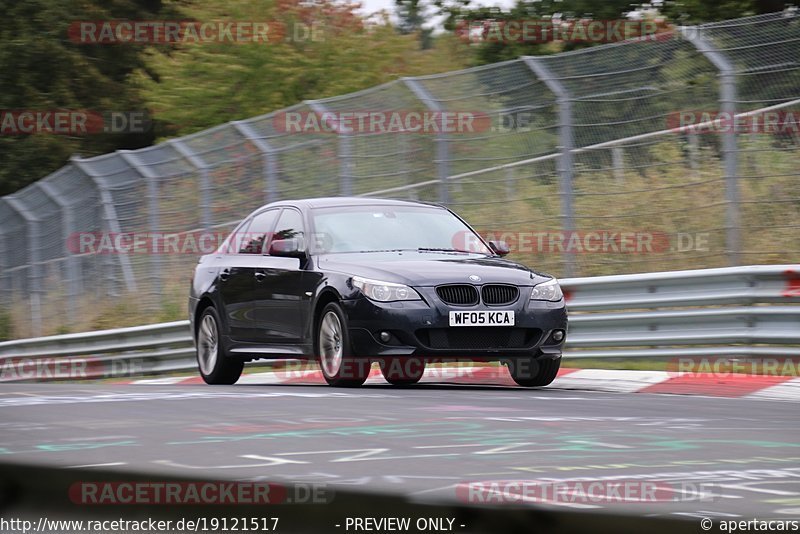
[249,207,309,344]
[218,209,280,343]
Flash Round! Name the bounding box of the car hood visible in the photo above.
[317,252,553,286]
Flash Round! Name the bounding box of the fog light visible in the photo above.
[380,331,391,343]
[552,330,564,342]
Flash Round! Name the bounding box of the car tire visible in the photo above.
[316,302,369,387]
[196,306,244,385]
[380,357,425,386]
[508,355,560,387]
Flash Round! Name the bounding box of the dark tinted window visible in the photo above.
[238,209,279,254]
[219,219,251,254]
[269,209,305,253]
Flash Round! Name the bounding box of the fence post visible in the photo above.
[307,100,353,196]
[682,26,740,266]
[687,133,700,177]
[402,78,451,204]
[168,140,213,231]
[70,157,137,294]
[398,134,417,200]
[0,227,6,300]
[505,166,516,201]
[117,150,171,297]
[231,120,279,204]
[523,57,577,277]
[3,197,42,336]
[611,146,625,184]
[37,182,80,324]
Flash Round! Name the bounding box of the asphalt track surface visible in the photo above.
[1,380,799,520]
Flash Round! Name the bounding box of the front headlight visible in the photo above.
[352,276,421,302]
[530,278,563,301]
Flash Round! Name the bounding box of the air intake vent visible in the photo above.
[416,328,542,350]
[481,284,519,305]
[436,284,479,306]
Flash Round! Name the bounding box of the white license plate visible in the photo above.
[449,310,515,327]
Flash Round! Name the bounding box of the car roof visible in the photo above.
[259,197,445,211]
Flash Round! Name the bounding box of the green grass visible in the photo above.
[562,358,672,371]
[0,310,11,342]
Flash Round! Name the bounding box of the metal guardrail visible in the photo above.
[1,265,798,381]
[565,264,800,358]
[0,321,195,380]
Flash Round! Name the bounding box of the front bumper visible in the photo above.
[341,286,567,360]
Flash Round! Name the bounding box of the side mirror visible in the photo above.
[488,240,510,257]
[269,237,305,258]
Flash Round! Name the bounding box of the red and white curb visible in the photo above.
[127,367,800,401]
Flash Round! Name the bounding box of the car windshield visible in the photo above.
[310,205,492,254]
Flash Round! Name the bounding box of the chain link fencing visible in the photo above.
[1,12,798,338]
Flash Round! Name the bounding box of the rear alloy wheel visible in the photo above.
[196,306,244,385]
[317,302,369,387]
[508,355,560,387]
[380,357,425,386]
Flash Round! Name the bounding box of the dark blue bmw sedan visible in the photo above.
[189,197,567,387]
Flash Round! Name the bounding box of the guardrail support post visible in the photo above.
[3,197,42,336]
[231,121,279,204]
[71,158,137,295]
[682,26,741,266]
[307,101,353,197]
[402,78,451,204]
[523,57,577,277]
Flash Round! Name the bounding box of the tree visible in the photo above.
[134,0,468,138]
[437,0,786,66]
[396,0,433,49]
[396,0,425,34]
[0,0,178,196]
[661,0,781,23]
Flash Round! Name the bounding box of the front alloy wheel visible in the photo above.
[317,302,369,387]
[196,306,243,385]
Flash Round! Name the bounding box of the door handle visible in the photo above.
[254,270,267,282]
[219,268,231,281]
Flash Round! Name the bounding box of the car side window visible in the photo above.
[238,209,279,254]
[218,219,251,254]
[269,209,305,254]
